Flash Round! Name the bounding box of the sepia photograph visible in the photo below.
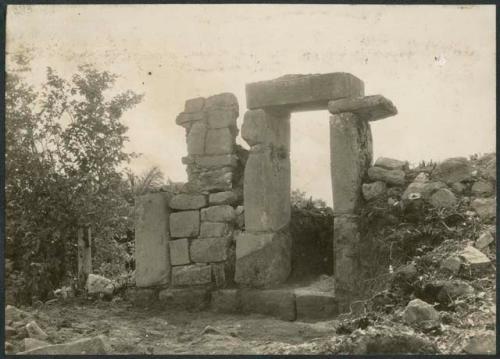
[4,3,496,355]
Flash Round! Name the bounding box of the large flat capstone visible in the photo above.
[246,73,364,111]
[134,192,172,287]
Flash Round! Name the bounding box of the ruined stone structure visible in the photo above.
[133,72,398,317]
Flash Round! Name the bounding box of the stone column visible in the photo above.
[329,94,397,312]
[235,108,292,287]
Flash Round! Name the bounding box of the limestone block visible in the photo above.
[206,92,238,109]
[242,109,291,149]
[171,264,212,286]
[201,205,236,222]
[294,289,338,320]
[429,188,457,208]
[211,262,231,288]
[471,181,494,197]
[195,154,238,168]
[170,211,200,238]
[330,113,373,214]
[134,192,172,287]
[241,109,267,146]
[169,194,207,210]
[475,231,494,250]
[402,181,446,200]
[209,191,238,205]
[187,122,207,155]
[244,148,291,232]
[471,197,496,220]
[240,289,296,321]
[185,167,233,193]
[205,128,234,155]
[211,289,240,313]
[328,95,397,121]
[463,331,496,354]
[190,237,231,263]
[432,157,473,184]
[235,231,291,287]
[207,108,238,129]
[246,73,364,111]
[199,222,231,237]
[184,97,205,113]
[374,157,408,170]
[158,288,210,310]
[362,181,386,201]
[367,166,405,186]
[169,238,190,266]
[176,111,205,127]
[402,299,440,327]
[459,245,491,270]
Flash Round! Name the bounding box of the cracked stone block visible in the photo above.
[170,194,207,210]
[240,289,296,321]
[205,128,234,155]
[235,231,291,287]
[169,238,190,266]
[190,237,231,263]
[187,122,207,155]
[328,95,397,121]
[171,264,212,286]
[199,222,231,237]
[201,205,236,222]
[246,73,364,111]
[170,211,200,238]
[134,192,172,287]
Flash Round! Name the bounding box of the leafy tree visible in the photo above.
[6,53,143,303]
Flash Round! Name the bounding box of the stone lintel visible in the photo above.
[328,95,397,121]
[246,73,364,111]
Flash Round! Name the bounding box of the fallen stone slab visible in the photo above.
[240,289,296,321]
[170,194,207,210]
[23,338,50,352]
[459,246,491,272]
[18,336,108,355]
[158,288,211,311]
[172,263,212,286]
[294,289,338,321]
[328,95,397,122]
[246,72,364,111]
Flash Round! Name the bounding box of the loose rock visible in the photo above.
[459,245,491,271]
[475,231,494,250]
[402,299,439,327]
[429,188,457,208]
[86,274,115,296]
[471,197,496,220]
[367,167,405,186]
[471,181,494,197]
[24,338,50,351]
[374,157,408,171]
[362,181,386,201]
[26,321,49,341]
[463,330,496,354]
[432,157,472,184]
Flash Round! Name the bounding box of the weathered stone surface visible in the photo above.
[184,97,205,113]
[471,180,494,197]
[158,288,211,310]
[328,95,397,122]
[190,237,231,263]
[432,157,472,184]
[367,166,405,186]
[235,205,245,228]
[459,246,491,271]
[246,73,364,111]
[125,287,158,307]
[135,192,172,287]
[476,231,494,250]
[211,262,230,288]
[429,188,457,208]
[471,197,496,220]
[463,330,496,354]
[176,111,205,127]
[5,325,16,338]
[185,166,233,193]
[374,157,408,170]
[5,305,30,323]
[205,128,234,155]
[294,289,338,320]
[209,191,238,205]
[235,231,291,287]
[402,181,446,201]
[330,113,373,214]
[172,264,212,286]
[402,299,439,327]
[201,205,236,222]
[240,289,296,321]
[170,194,207,210]
[244,148,291,232]
[437,280,474,303]
[242,109,291,148]
[187,122,207,155]
[195,154,238,168]
[205,92,238,109]
[86,274,115,296]
[451,181,466,194]
[242,109,268,146]
[478,153,496,181]
[169,238,190,266]
[24,338,50,352]
[170,211,200,238]
[362,181,386,201]
[199,222,231,237]
[18,336,108,355]
[211,289,240,313]
[440,256,462,274]
[207,108,238,129]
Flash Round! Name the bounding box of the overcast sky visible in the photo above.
[7,4,496,205]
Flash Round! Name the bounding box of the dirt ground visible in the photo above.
[18,299,340,355]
